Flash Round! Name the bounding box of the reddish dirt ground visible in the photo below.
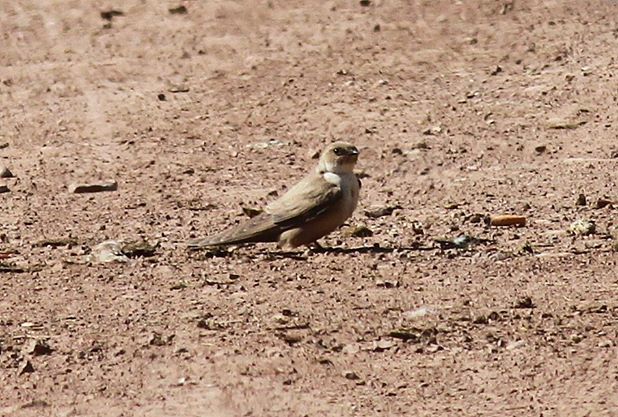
[1,1,617,416]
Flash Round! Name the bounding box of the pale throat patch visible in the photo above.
[322,172,342,185]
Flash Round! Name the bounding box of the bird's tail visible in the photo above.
[187,213,283,249]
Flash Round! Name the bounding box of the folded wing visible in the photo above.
[188,173,342,248]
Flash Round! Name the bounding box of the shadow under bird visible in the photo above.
[187,142,361,249]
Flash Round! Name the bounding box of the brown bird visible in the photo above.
[188,142,361,249]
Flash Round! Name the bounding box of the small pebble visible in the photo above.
[69,181,117,194]
[18,360,35,375]
[343,370,360,380]
[0,165,14,178]
[575,193,586,206]
[534,145,547,154]
[595,198,613,209]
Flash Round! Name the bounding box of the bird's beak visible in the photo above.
[347,148,359,156]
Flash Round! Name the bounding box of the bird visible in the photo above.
[187,141,361,250]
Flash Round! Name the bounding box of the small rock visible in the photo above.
[425,344,443,353]
[489,65,502,76]
[575,193,587,206]
[343,225,373,238]
[0,165,14,178]
[388,329,419,342]
[422,126,442,135]
[534,145,547,154]
[278,332,303,345]
[0,184,9,193]
[157,93,166,101]
[343,370,360,380]
[595,198,613,209]
[201,318,228,331]
[410,141,429,150]
[0,142,8,149]
[568,219,596,236]
[364,205,402,218]
[34,237,77,248]
[271,313,290,325]
[90,240,129,263]
[373,339,396,351]
[241,206,263,218]
[18,360,35,375]
[514,296,535,309]
[100,9,124,21]
[168,5,188,14]
[168,85,190,93]
[247,139,285,149]
[148,332,172,347]
[402,306,436,320]
[170,281,188,290]
[69,181,117,194]
[546,119,585,130]
[506,340,525,350]
[307,148,321,159]
[19,400,50,409]
[375,279,399,288]
[410,220,424,235]
[434,235,478,250]
[24,339,53,356]
[452,235,472,249]
[520,242,534,254]
[121,240,157,258]
[342,343,360,354]
[610,150,618,159]
[468,213,484,223]
[575,302,608,314]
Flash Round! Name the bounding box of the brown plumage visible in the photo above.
[187,142,361,249]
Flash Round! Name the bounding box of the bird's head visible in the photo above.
[317,142,359,174]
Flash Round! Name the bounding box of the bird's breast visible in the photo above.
[322,172,359,218]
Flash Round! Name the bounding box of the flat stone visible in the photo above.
[69,181,117,194]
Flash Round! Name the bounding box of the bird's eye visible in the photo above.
[333,147,343,155]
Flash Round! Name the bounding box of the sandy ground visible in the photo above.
[1,0,617,416]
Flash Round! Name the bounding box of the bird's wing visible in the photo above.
[187,172,342,248]
[266,172,343,228]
